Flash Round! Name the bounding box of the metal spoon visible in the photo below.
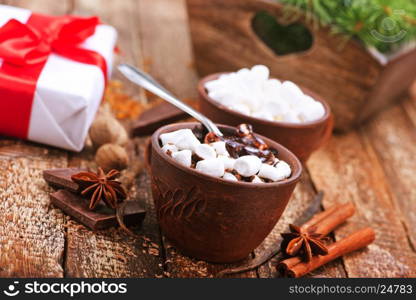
[117,63,223,137]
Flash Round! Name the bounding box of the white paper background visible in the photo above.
[0,4,117,151]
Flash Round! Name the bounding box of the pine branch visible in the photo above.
[279,0,416,53]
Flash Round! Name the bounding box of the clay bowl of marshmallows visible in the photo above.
[147,122,302,263]
[198,65,334,163]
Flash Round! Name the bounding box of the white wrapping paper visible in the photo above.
[0,5,117,151]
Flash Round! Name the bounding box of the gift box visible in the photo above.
[0,5,117,151]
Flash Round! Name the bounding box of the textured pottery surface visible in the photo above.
[198,73,334,163]
[149,122,302,263]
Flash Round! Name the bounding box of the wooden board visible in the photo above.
[0,142,67,277]
[363,102,416,252]
[72,0,146,100]
[137,0,199,101]
[307,128,416,277]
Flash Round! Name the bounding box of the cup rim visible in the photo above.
[198,72,332,129]
[151,122,303,187]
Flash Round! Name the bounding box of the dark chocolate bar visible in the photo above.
[43,168,86,192]
[50,190,146,230]
[132,102,188,136]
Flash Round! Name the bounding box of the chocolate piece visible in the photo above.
[132,102,188,136]
[201,124,277,163]
[50,190,146,230]
[43,168,86,192]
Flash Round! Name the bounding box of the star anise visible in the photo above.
[71,168,127,210]
[281,224,328,262]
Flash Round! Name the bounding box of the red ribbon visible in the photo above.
[0,13,107,139]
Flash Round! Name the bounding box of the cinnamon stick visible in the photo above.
[302,202,355,235]
[279,227,375,278]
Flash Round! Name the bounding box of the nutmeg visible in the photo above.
[115,123,129,146]
[95,144,129,172]
[89,114,128,147]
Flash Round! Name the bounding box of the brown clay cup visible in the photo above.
[198,73,334,163]
[147,122,302,263]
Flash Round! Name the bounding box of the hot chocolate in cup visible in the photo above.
[147,122,302,263]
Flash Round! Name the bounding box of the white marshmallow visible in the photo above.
[252,110,274,121]
[237,67,250,76]
[251,175,264,183]
[223,172,238,182]
[264,100,289,117]
[208,89,236,106]
[283,110,301,123]
[251,65,269,81]
[218,155,235,170]
[211,141,229,156]
[195,144,217,160]
[196,159,225,178]
[262,78,281,95]
[274,116,284,122]
[205,79,226,92]
[234,155,262,177]
[272,157,280,166]
[239,93,262,111]
[280,81,304,105]
[160,129,200,151]
[258,161,291,182]
[161,144,178,155]
[160,130,179,145]
[275,161,292,179]
[229,103,251,115]
[219,73,232,81]
[205,66,325,124]
[258,163,281,181]
[172,150,192,168]
[297,96,325,122]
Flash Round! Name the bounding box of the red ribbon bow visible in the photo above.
[0,13,107,139]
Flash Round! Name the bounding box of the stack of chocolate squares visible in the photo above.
[43,168,146,230]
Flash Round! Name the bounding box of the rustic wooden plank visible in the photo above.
[364,103,416,251]
[137,0,199,100]
[0,0,70,278]
[62,0,163,278]
[137,0,256,278]
[4,0,74,13]
[307,129,416,277]
[256,173,346,278]
[72,0,146,101]
[0,143,67,277]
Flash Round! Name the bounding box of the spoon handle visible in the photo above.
[118,63,223,137]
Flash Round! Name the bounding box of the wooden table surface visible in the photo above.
[1,0,416,278]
